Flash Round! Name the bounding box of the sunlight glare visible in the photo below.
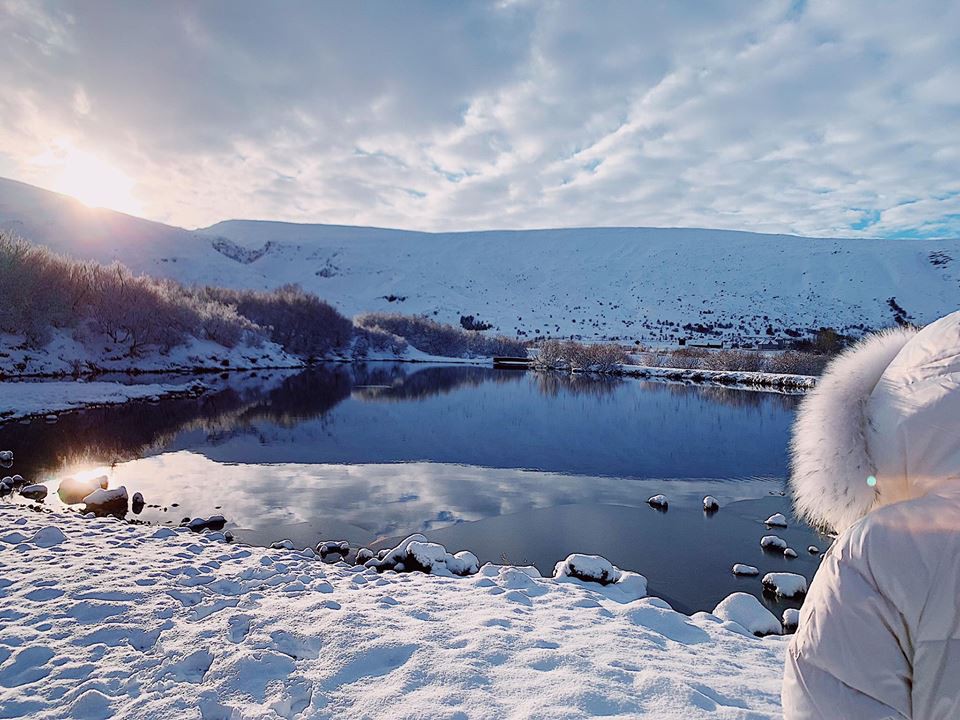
[50,149,142,216]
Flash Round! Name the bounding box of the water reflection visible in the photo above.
[1,364,807,612]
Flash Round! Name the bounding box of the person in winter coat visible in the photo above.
[782,310,960,719]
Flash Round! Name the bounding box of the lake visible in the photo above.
[1,364,826,615]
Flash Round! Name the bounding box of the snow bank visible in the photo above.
[713,592,782,637]
[0,505,789,718]
[0,379,206,423]
[553,554,648,602]
[621,365,816,390]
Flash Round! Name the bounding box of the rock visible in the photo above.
[554,553,621,585]
[760,535,787,551]
[58,475,108,504]
[318,540,350,557]
[10,474,24,488]
[45,414,58,423]
[29,526,67,547]
[131,492,145,513]
[647,494,668,510]
[445,551,480,576]
[20,484,48,501]
[0,450,13,462]
[82,486,129,514]
[783,548,798,558]
[223,530,234,542]
[355,547,375,564]
[732,563,759,576]
[702,495,720,512]
[271,539,296,550]
[764,513,788,527]
[205,514,226,529]
[762,572,808,598]
[807,545,820,554]
[187,517,208,530]
[713,592,781,637]
[782,608,800,631]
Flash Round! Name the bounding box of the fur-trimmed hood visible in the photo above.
[790,311,960,535]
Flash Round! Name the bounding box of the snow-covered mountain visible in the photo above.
[3,176,958,344]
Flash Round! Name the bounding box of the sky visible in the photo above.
[1,0,958,238]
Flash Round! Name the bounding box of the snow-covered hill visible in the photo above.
[3,176,958,344]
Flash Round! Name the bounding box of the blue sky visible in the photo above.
[1,0,958,238]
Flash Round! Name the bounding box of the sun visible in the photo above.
[51,149,143,216]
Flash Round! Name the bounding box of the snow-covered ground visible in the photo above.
[0,504,790,719]
[3,177,958,345]
[0,379,206,423]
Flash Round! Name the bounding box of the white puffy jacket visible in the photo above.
[783,311,960,720]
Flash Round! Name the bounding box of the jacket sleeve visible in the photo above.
[781,541,913,720]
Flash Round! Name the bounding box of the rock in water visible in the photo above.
[82,486,129,514]
[764,513,788,527]
[131,492,145,514]
[732,563,759,576]
[647,494,668,510]
[703,495,720,512]
[760,535,787,551]
[783,548,798,558]
[762,572,808,598]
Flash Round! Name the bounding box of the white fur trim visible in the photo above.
[789,326,918,534]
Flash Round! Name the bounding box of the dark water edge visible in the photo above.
[0,364,821,615]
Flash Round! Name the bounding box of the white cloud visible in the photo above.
[0,0,957,237]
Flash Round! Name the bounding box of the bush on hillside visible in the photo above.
[199,284,353,358]
[356,313,525,358]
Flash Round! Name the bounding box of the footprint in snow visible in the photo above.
[227,614,252,643]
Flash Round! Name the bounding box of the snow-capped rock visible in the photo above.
[355,547,375,564]
[82,486,128,511]
[271,538,296,550]
[445,551,480,577]
[713,592,781,637]
[131,492,145,513]
[782,608,800,631]
[553,553,648,599]
[762,572,808,598]
[318,540,350,557]
[703,495,720,511]
[783,548,798,559]
[732,564,759,576]
[554,553,621,585]
[764,513,788,527]
[760,535,787,551]
[807,545,820,554]
[647,494,668,510]
[364,535,481,577]
[0,450,12,462]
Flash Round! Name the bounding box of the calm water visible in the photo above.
[1,365,826,614]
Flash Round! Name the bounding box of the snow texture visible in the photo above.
[0,505,789,718]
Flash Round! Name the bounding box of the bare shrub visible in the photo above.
[765,351,828,376]
[533,340,629,373]
[701,349,766,372]
[352,325,409,359]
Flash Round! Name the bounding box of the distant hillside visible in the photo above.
[3,176,958,344]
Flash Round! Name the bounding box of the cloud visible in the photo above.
[0,0,957,237]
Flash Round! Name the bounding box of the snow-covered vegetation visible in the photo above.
[356,313,525,359]
[0,234,529,375]
[532,339,629,372]
[639,347,830,376]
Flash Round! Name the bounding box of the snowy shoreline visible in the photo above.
[0,380,207,424]
[618,365,816,391]
[0,504,789,718]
